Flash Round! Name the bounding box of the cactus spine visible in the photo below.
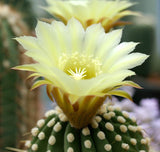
[0,1,39,151]
[25,104,149,152]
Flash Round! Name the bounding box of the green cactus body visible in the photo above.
[0,16,19,148]
[0,1,38,151]
[25,105,149,152]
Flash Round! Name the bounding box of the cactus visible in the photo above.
[25,104,149,152]
[0,1,39,151]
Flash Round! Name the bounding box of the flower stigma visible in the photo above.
[68,68,87,80]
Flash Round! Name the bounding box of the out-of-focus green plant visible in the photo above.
[0,1,39,151]
[0,0,36,29]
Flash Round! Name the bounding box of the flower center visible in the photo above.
[59,53,102,80]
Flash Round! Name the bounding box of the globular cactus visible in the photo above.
[25,104,149,152]
[0,1,39,151]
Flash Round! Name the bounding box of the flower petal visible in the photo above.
[14,36,51,65]
[51,20,72,55]
[46,0,72,21]
[67,18,85,54]
[95,29,122,61]
[13,64,37,72]
[119,80,142,89]
[108,53,149,73]
[108,90,133,101]
[82,23,104,55]
[102,42,139,72]
[46,0,136,31]
[87,70,135,95]
[35,20,62,64]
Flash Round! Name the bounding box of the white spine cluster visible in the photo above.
[121,143,129,150]
[95,116,102,123]
[67,133,75,143]
[104,144,112,151]
[97,131,105,140]
[25,140,31,148]
[103,113,111,120]
[122,111,129,118]
[84,140,92,149]
[91,119,98,128]
[38,132,45,140]
[53,122,62,132]
[105,122,114,131]
[120,125,128,133]
[31,127,39,136]
[47,118,56,127]
[130,138,137,145]
[117,116,126,123]
[37,119,45,128]
[48,135,56,145]
[108,106,114,112]
[31,144,38,151]
[82,127,90,136]
[45,110,56,117]
[115,134,122,142]
[67,147,74,152]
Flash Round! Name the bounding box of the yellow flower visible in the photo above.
[45,0,139,32]
[14,18,148,128]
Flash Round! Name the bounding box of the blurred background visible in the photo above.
[0,0,159,151]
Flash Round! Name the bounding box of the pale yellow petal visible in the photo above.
[111,10,141,23]
[95,29,122,60]
[87,70,135,95]
[27,73,41,80]
[108,53,149,73]
[82,23,104,55]
[14,36,39,51]
[15,36,53,66]
[51,20,72,54]
[102,42,139,72]
[71,3,89,22]
[31,80,52,90]
[67,18,85,53]
[108,90,133,101]
[13,64,36,72]
[26,64,79,95]
[46,0,72,20]
[46,0,137,31]
[35,21,62,64]
[119,80,142,89]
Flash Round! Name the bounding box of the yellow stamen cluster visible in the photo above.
[59,52,102,80]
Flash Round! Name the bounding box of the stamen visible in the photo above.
[68,67,87,80]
